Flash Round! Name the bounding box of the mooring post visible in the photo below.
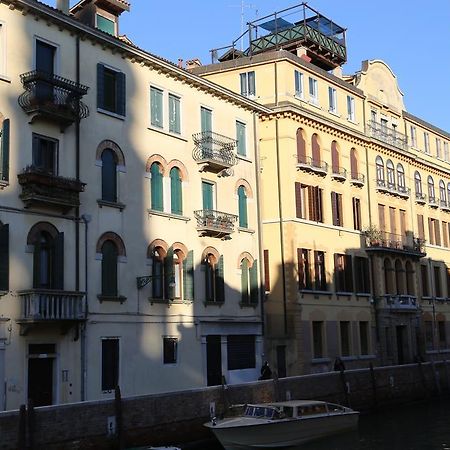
[114,385,124,450]
[27,400,35,450]
[17,404,26,450]
[369,363,378,410]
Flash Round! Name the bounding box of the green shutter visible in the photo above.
[183,250,194,301]
[216,255,224,303]
[250,260,258,304]
[238,186,248,228]
[169,94,180,134]
[170,168,182,215]
[201,107,212,133]
[151,87,163,128]
[236,121,246,157]
[96,14,115,35]
[0,224,9,291]
[241,259,249,304]
[1,119,10,182]
[116,71,126,116]
[202,182,213,211]
[164,247,174,300]
[151,164,163,211]
[53,232,64,290]
[97,64,105,110]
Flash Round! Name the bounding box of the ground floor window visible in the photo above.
[163,337,178,364]
[102,338,119,392]
[227,335,255,370]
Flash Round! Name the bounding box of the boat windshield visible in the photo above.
[298,404,328,416]
[244,406,279,419]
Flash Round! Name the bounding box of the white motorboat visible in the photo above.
[204,399,359,449]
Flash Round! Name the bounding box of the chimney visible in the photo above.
[56,0,70,14]
[177,58,184,69]
[186,58,202,70]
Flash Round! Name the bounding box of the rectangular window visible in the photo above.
[439,322,447,348]
[347,95,355,121]
[312,321,324,358]
[163,337,178,364]
[352,197,361,230]
[340,321,351,357]
[434,266,442,297]
[425,321,433,351]
[417,214,425,240]
[424,132,430,153]
[378,204,386,232]
[443,221,448,248]
[370,109,377,124]
[101,338,119,391]
[150,86,163,128]
[294,182,308,219]
[334,254,353,293]
[359,321,369,355]
[298,248,311,290]
[436,138,442,158]
[354,257,370,294]
[96,14,115,35]
[331,191,343,227]
[428,218,436,245]
[421,265,429,297]
[389,206,396,235]
[435,219,441,246]
[308,185,323,222]
[227,335,255,370]
[32,134,58,175]
[168,93,181,134]
[445,142,449,161]
[308,77,318,104]
[328,86,337,114]
[410,125,417,147]
[97,64,126,116]
[0,118,10,182]
[314,251,327,291]
[294,70,303,98]
[236,121,246,157]
[202,181,214,210]
[240,71,255,97]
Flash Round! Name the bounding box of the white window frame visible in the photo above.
[150,85,164,129]
[424,132,430,154]
[95,13,117,36]
[308,77,318,105]
[168,92,182,135]
[294,70,304,99]
[444,141,449,162]
[347,95,355,122]
[328,86,337,114]
[436,138,442,159]
[410,125,417,148]
[240,71,255,97]
[236,119,247,158]
[33,35,60,75]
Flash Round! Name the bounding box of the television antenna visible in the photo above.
[228,0,258,50]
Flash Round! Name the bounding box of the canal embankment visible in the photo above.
[1,360,449,450]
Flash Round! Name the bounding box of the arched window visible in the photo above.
[376,156,384,184]
[440,180,446,205]
[240,256,258,305]
[395,259,405,295]
[151,245,166,299]
[414,171,422,195]
[428,176,435,200]
[101,240,118,297]
[296,128,306,164]
[101,149,117,202]
[447,183,450,204]
[331,141,339,174]
[384,258,394,295]
[238,185,248,228]
[350,148,358,179]
[311,133,320,166]
[406,261,414,295]
[151,163,163,211]
[203,250,224,303]
[170,167,182,215]
[397,164,405,189]
[386,160,395,187]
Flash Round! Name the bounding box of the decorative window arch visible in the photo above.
[414,171,422,195]
[397,163,405,189]
[150,162,164,212]
[439,180,446,204]
[428,175,435,200]
[386,159,395,187]
[296,128,306,164]
[376,156,384,183]
[238,185,248,228]
[239,253,258,305]
[311,133,321,166]
[96,140,125,166]
[202,246,224,303]
[350,148,358,179]
[101,148,117,202]
[331,140,339,173]
[170,167,183,215]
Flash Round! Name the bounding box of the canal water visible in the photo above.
[174,399,450,450]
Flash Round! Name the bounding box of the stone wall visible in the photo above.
[1,361,449,450]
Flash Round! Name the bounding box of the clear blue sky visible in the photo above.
[51,1,450,131]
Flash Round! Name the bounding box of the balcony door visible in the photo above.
[202,181,214,211]
[35,40,56,102]
[201,107,212,155]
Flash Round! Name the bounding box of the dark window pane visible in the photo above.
[102,339,119,391]
[103,69,117,113]
[101,149,117,202]
[101,240,118,296]
[227,335,255,370]
[163,337,178,364]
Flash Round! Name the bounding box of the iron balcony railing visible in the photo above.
[440,200,450,211]
[18,70,89,126]
[376,179,410,198]
[367,121,407,150]
[18,289,86,321]
[192,131,237,172]
[415,192,427,203]
[428,196,439,208]
[365,231,425,255]
[331,166,347,180]
[378,294,418,311]
[350,172,365,186]
[296,156,328,175]
[194,209,238,237]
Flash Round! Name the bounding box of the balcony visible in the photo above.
[440,200,450,212]
[194,209,237,239]
[18,70,89,130]
[296,156,328,176]
[375,179,410,198]
[17,289,86,335]
[428,197,439,208]
[331,166,347,181]
[192,131,237,174]
[377,294,418,312]
[365,231,425,257]
[350,172,365,187]
[18,166,85,214]
[367,121,407,151]
[415,192,427,205]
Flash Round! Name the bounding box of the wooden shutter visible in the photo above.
[297,248,304,289]
[250,260,258,304]
[97,63,105,110]
[151,164,163,211]
[295,183,302,218]
[263,250,270,292]
[307,186,314,221]
[170,168,182,215]
[428,218,434,245]
[296,129,306,164]
[418,214,425,240]
[331,192,337,226]
[331,142,339,173]
[182,250,194,301]
[238,186,248,228]
[389,207,396,235]
[53,232,64,290]
[350,148,357,178]
[317,188,323,223]
[345,255,353,292]
[435,220,441,246]
[164,247,174,300]
[216,255,224,303]
[0,224,9,291]
[241,259,249,304]
[378,204,386,232]
[334,253,341,291]
[116,71,126,116]
[311,134,320,165]
[1,119,10,182]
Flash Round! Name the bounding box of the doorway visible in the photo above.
[206,335,222,386]
[28,344,55,407]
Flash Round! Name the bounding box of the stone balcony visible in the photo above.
[350,172,365,187]
[296,156,328,176]
[376,180,410,198]
[194,209,237,239]
[331,166,347,181]
[377,294,418,312]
